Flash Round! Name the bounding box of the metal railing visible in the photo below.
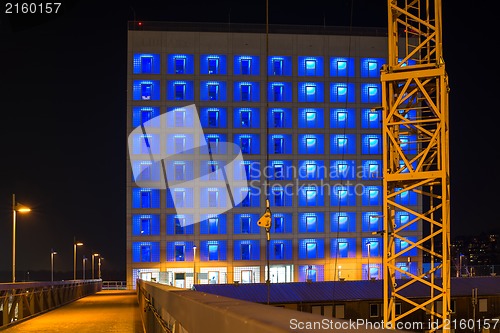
[102,281,127,290]
[0,280,101,329]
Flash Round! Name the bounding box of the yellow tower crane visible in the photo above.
[381,0,450,332]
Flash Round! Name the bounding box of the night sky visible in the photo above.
[0,0,496,280]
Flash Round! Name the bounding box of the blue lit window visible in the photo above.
[208,189,219,207]
[366,163,379,179]
[141,245,151,262]
[306,216,317,232]
[207,137,219,154]
[174,136,185,153]
[368,87,378,103]
[306,85,316,102]
[331,213,354,232]
[274,163,284,180]
[208,110,219,127]
[369,216,379,231]
[337,86,346,100]
[241,59,252,75]
[174,109,185,127]
[208,84,219,100]
[306,111,317,127]
[337,111,347,127]
[306,163,317,179]
[306,243,317,259]
[241,110,251,127]
[208,58,219,74]
[274,188,284,206]
[174,163,185,181]
[273,59,283,75]
[141,56,153,73]
[400,214,410,227]
[274,217,284,233]
[306,138,317,154]
[240,137,251,154]
[369,138,379,154]
[274,243,284,260]
[137,162,151,181]
[174,190,185,207]
[140,109,152,125]
[362,109,381,129]
[273,110,284,127]
[330,108,355,129]
[140,218,151,235]
[273,85,283,101]
[306,267,317,281]
[368,61,378,77]
[369,189,380,205]
[208,244,219,260]
[306,189,317,206]
[273,137,284,154]
[241,216,251,233]
[141,191,151,208]
[338,242,349,258]
[335,189,348,206]
[208,162,219,180]
[241,244,251,260]
[174,83,185,100]
[241,189,250,207]
[366,241,380,257]
[208,217,219,234]
[175,217,185,234]
[305,60,316,75]
[175,58,185,74]
[141,83,152,100]
[330,57,354,77]
[241,84,251,101]
[335,60,346,76]
[240,163,250,180]
[140,135,152,154]
[134,54,160,74]
[175,245,185,261]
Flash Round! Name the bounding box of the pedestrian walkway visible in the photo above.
[1,290,144,333]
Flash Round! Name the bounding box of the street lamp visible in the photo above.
[51,249,57,282]
[92,253,99,279]
[367,242,371,280]
[12,194,31,283]
[193,245,197,286]
[338,265,342,281]
[98,257,103,279]
[83,256,87,279]
[73,238,83,280]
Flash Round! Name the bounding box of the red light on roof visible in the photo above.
[138,22,142,26]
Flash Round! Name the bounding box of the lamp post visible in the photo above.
[367,242,371,280]
[98,257,103,279]
[12,194,31,283]
[338,265,342,281]
[51,249,57,282]
[92,253,99,279]
[193,245,197,286]
[83,256,87,279]
[73,238,83,280]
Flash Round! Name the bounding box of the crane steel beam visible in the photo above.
[381,0,450,331]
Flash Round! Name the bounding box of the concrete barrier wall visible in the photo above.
[137,280,413,333]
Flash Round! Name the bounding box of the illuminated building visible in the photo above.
[126,22,421,288]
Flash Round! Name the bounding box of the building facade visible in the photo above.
[126,22,422,288]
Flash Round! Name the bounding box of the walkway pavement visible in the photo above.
[1,290,144,333]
